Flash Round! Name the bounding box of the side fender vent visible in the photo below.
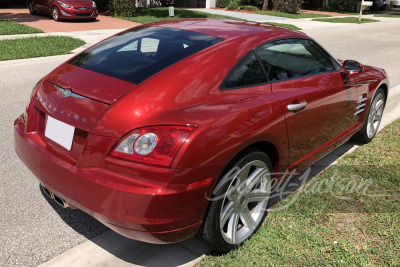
[354,94,367,116]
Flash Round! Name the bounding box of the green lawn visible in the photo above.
[312,17,380,23]
[0,20,43,35]
[318,8,366,15]
[122,7,240,23]
[264,22,301,30]
[201,118,400,266]
[257,11,330,19]
[375,13,400,17]
[0,36,85,61]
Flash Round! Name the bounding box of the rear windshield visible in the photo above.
[69,26,223,84]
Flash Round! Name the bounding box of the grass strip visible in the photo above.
[201,118,400,266]
[0,36,85,61]
[264,22,301,30]
[122,7,240,23]
[0,20,43,35]
[312,17,380,23]
[257,11,330,18]
[375,13,400,17]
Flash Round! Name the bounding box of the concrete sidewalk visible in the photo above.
[187,7,284,21]
[39,231,211,267]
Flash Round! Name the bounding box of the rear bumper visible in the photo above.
[14,114,218,244]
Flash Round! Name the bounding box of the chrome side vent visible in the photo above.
[354,94,367,116]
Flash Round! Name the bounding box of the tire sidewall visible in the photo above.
[363,88,386,141]
[52,7,60,21]
[201,149,272,253]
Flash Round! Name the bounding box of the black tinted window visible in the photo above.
[69,27,223,84]
[222,52,267,89]
[255,39,334,81]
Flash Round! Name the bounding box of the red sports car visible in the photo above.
[28,0,98,21]
[14,19,388,252]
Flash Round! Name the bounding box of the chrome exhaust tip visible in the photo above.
[40,184,69,208]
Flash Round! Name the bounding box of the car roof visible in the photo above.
[146,19,308,40]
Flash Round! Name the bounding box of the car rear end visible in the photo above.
[13,70,219,243]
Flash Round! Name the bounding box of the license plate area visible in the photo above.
[45,116,75,150]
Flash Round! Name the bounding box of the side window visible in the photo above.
[255,39,334,82]
[222,52,267,89]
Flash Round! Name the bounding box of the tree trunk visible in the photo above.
[262,0,272,10]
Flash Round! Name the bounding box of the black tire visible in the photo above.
[352,88,386,144]
[199,149,273,253]
[52,7,60,21]
[28,1,37,15]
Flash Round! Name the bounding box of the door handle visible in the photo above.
[287,101,307,112]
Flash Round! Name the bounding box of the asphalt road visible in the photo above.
[0,19,399,266]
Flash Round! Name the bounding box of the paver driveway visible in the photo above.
[0,7,138,32]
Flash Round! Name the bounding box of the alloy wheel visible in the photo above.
[366,92,385,138]
[219,160,271,244]
[52,7,59,21]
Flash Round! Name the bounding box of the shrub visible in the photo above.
[329,0,360,11]
[217,0,231,8]
[273,0,303,13]
[226,0,240,10]
[94,0,112,12]
[113,0,137,16]
[239,5,260,11]
[302,0,324,10]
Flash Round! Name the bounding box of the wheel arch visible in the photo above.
[217,139,280,186]
[379,83,388,100]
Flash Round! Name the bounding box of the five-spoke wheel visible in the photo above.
[352,88,386,143]
[200,149,272,252]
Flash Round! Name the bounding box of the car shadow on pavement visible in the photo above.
[40,186,109,239]
[43,140,358,266]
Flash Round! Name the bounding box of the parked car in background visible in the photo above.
[28,0,98,21]
[14,19,389,252]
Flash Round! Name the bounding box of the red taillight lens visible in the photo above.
[110,125,196,167]
[27,78,44,109]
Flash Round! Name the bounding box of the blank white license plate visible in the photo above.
[45,116,75,150]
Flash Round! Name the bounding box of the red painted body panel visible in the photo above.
[14,19,389,243]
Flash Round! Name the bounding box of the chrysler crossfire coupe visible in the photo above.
[14,19,388,252]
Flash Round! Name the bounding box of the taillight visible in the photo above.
[27,78,44,109]
[110,125,196,167]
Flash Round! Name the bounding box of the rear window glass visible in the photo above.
[69,27,223,84]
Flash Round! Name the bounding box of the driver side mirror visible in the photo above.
[342,60,364,75]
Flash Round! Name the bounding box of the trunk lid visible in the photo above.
[47,63,137,105]
[33,64,136,132]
